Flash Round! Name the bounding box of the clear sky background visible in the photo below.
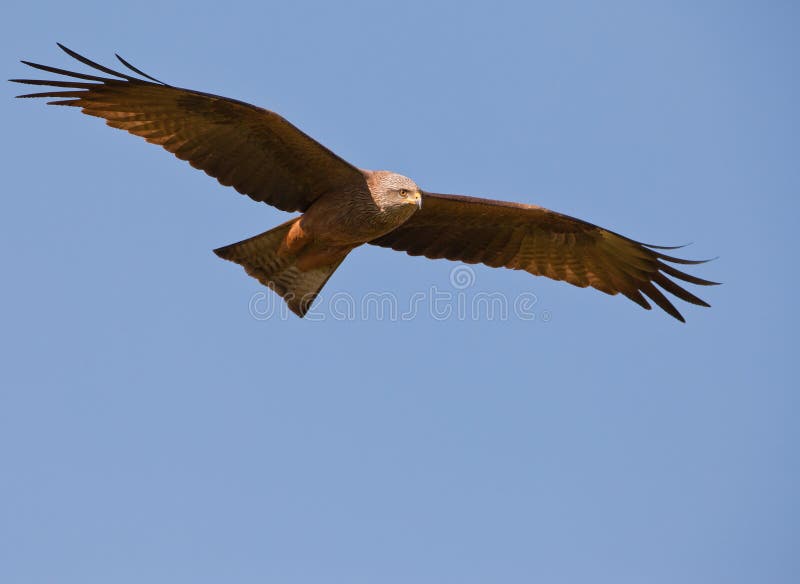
[1,1,797,583]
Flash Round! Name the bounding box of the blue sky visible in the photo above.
[1,1,797,583]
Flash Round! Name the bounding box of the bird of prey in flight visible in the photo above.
[12,45,717,321]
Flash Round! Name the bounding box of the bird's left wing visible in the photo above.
[11,44,365,213]
[369,192,718,321]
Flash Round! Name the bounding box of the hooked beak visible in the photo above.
[413,190,422,209]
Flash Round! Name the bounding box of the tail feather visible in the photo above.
[214,219,345,317]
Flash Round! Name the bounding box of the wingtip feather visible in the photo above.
[114,52,167,85]
[54,43,135,80]
[642,241,692,250]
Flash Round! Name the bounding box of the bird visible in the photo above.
[12,44,717,321]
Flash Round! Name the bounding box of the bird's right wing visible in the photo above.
[370,192,718,321]
[12,44,365,213]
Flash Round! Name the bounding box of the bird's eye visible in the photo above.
[399,189,408,197]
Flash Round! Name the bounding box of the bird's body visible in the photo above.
[279,171,420,267]
[12,45,717,321]
[296,172,420,249]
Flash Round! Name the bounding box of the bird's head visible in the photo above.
[368,171,422,215]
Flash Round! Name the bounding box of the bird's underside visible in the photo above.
[12,45,718,321]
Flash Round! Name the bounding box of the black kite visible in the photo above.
[12,45,718,320]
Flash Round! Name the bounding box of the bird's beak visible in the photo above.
[413,191,422,209]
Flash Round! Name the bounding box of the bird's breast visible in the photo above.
[301,190,416,246]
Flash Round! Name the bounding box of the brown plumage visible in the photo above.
[12,45,718,321]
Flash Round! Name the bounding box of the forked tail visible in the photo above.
[214,219,345,317]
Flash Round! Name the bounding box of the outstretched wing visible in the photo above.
[370,192,718,321]
[11,44,365,213]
